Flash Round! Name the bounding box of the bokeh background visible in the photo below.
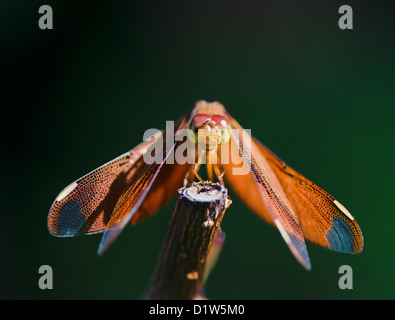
[1,0,395,299]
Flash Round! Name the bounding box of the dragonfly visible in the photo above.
[48,100,363,269]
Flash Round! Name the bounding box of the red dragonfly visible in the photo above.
[48,101,363,269]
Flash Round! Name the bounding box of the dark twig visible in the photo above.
[144,181,231,300]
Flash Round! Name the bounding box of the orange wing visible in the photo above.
[253,137,363,254]
[47,136,161,237]
[48,115,192,254]
[222,116,311,269]
[222,113,363,269]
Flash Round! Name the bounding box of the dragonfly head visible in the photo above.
[188,114,231,151]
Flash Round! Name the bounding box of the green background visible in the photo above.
[2,0,395,299]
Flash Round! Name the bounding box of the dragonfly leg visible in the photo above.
[183,147,206,186]
[206,151,214,182]
[183,149,205,186]
[214,153,225,184]
[193,149,205,183]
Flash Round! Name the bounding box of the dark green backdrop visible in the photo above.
[2,0,395,299]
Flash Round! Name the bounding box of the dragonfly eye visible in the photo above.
[211,115,228,127]
[187,114,210,143]
[211,114,231,144]
[193,114,211,127]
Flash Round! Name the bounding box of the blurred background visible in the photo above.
[1,0,395,299]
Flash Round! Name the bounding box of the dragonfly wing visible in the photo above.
[97,117,192,254]
[48,112,192,255]
[47,134,162,237]
[253,137,364,254]
[224,115,311,269]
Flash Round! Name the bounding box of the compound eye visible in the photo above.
[211,115,231,144]
[192,114,211,127]
[187,114,210,142]
[211,115,228,127]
